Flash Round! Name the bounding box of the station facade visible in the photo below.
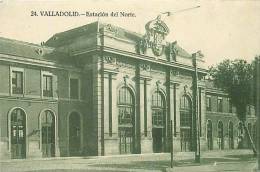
[0,20,257,159]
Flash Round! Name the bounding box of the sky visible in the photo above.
[0,0,260,67]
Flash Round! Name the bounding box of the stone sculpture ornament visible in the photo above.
[139,63,150,71]
[169,41,178,61]
[138,15,170,56]
[104,24,118,34]
[104,56,116,64]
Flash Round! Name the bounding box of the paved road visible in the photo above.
[0,150,257,172]
[169,161,257,172]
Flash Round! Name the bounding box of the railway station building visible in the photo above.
[0,19,257,159]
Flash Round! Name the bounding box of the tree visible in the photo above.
[209,59,257,156]
[254,57,260,170]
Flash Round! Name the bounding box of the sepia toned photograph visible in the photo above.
[0,0,259,171]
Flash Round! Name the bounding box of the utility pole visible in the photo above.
[158,5,201,167]
[256,56,260,171]
[170,120,173,168]
[192,53,200,163]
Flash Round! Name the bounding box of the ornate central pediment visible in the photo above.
[137,16,170,56]
[145,16,170,36]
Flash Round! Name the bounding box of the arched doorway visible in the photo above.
[207,120,213,150]
[180,95,192,152]
[151,90,166,153]
[69,112,81,156]
[217,121,224,150]
[10,108,26,159]
[118,86,135,154]
[228,121,234,149]
[41,110,55,157]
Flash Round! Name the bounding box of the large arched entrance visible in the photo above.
[228,121,234,149]
[118,86,135,154]
[217,121,224,150]
[10,108,26,159]
[207,120,213,150]
[69,112,81,156]
[180,95,192,152]
[151,90,166,153]
[41,110,55,157]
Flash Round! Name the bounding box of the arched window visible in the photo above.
[117,86,135,154]
[151,90,166,153]
[180,95,192,127]
[207,120,213,150]
[217,121,224,150]
[10,108,26,159]
[180,95,192,152]
[41,110,54,124]
[152,91,165,127]
[41,110,55,157]
[118,86,134,125]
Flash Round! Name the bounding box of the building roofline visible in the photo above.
[0,36,53,50]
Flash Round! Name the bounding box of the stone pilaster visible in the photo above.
[91,55,103,156]
[100,55,118,156]
[138,63,152,153]
[135,66,141,154]
[111,75,118,138]
[103,68,118,155]
[140,78,152,153]
[103,73,109,137]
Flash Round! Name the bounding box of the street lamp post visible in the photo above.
[192,53,200,163]
[157,6,201,167]
[255,56,260,171]
[170,120,174,168]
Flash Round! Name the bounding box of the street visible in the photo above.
[0,150,257,172]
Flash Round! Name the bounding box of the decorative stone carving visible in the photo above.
[139,63,150,71]
[137,15,170,56]
[196,50,204,58]
[123,75,129,85]
[156,80,162,89]
[166,41,179,61]
[169,41,178,61]
[104,24,118,34]
[116,58,135,69]
[104,56,116,64]
[170,69,180,76]
[137,38,148,55]
[198,74,205,81]
[36,48,43,55]
[184,85,188,94]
